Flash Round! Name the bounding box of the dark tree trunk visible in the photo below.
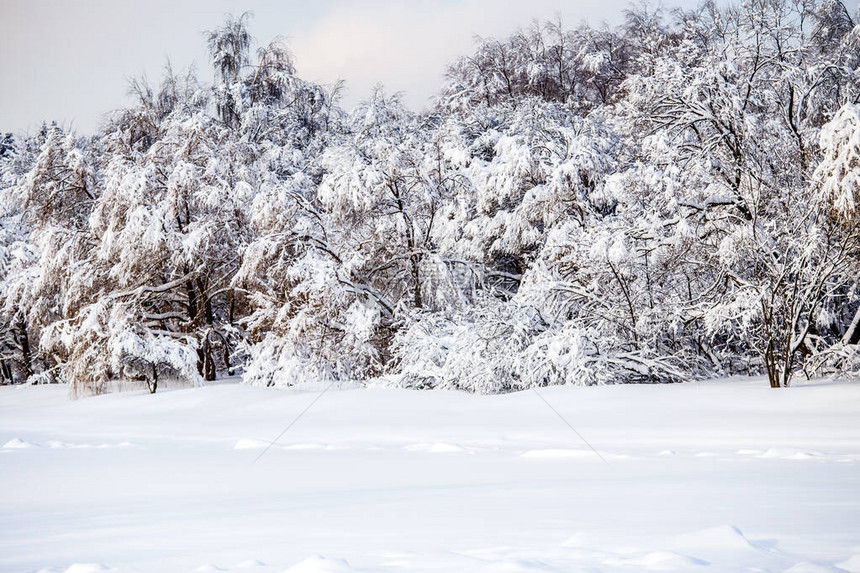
[13,317,33,382]
[203,337,216,381]
[196,345,205,378]
[0,359,12,384]
[196,278,213,326]
[221,335,232,376]
[149,363,158,394]
[411,256,422,309]
[186,279,198,324]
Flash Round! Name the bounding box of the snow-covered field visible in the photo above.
[1,378,859,573]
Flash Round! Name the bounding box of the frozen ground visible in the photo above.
[1,377,859,573]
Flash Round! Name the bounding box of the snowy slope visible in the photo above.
[1,378,859,573]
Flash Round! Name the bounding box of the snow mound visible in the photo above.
[784,562,849,573]
[784,452,821,460]
[404,442,471,454]
[637,551,710,569]
[282,555,357,573]
[521,448,595,459]
[234,439,270,450]
[480,556,561,571]
[837,555,860,573]
[235,559,267,568]
[759,448,822,460]
[604,550,709,569]
[44,440,72,448]
[38,440,134,449]
[284,443,326,450]
[673,525,755,551]
[62,565,107,573]
[194,565,226,572]
[3,437,33,449]
[562,532,589,547]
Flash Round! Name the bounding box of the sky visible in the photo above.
[0,0,700,135]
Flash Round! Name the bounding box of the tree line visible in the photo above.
[2,0,860,394]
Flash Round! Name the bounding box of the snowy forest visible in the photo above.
[3,0,860,394]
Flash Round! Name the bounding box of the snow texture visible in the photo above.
[1,377,859,572]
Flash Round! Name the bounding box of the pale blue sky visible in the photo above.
[0,0,701,135]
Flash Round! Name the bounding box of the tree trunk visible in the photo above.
[222,336,233,376]
[148,363,158,394]
[199,335,216,382]
[0,359,12,384]
[411,256,422,309]
[14,318,33,382]
[764,338,782,388]
[196,346,205,378]
[186,279,198,323]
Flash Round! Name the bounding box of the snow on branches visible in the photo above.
[3,2,860,393]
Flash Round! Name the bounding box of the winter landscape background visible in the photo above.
[2,0,860,571]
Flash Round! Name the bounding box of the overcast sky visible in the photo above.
[1,0,700,135]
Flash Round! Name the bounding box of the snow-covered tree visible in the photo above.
[4,3,860,394]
